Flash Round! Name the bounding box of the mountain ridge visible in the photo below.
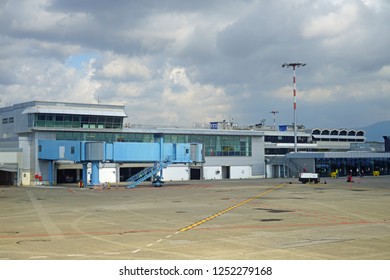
[358,120,390,142]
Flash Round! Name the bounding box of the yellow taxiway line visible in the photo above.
[179,184,285,232]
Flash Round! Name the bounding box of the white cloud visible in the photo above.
[271,86,293,101]
[301,88,335,103]
[120,66,231,125]
[302,3,358,38]
[158,66,232,124]
[361,0,383,12]
[0,56,101,104]
[378,65,390,77]
[70,59,102,102]
[101,54,152,80]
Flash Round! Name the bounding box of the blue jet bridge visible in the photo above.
[38,134,204,188]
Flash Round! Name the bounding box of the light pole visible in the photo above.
[270,110,279,130]
[282,62,306,153]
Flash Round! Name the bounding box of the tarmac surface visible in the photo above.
[0,176,389,260]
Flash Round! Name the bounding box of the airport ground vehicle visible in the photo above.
[299,173,320,184]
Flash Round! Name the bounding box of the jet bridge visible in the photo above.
[38,135,203,187]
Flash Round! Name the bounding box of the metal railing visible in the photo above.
[126,159,173,189]
[267,156,303,178]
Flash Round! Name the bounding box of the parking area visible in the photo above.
[0,177,389,260]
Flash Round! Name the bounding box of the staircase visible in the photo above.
[284,158,302,177]
[267,156,303,178]
[126,160,173,189]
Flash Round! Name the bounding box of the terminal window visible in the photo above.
[164,134,252,157]
[34,113,123,129]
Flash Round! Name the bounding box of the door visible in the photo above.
[222,166,230,179]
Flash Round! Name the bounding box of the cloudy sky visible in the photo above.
[0,0,389,129]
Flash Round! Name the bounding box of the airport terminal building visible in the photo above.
[0,101,264,185]
[1,100,390,186]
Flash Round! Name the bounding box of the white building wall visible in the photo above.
[251,136,265,177]
[0,151,18,163]
[99,164,117,183]
[265,164,273,178]
[0,103,31,138]
[230,166,252,179]
[19,136,31,169]
[18,136,33,185]
[162,165,189,181]
[204,166,222,180]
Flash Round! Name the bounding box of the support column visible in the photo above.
[154,133,165,179]
[91,161,100,185]
[82,163,88,186]
[48,160,54,186]
[159,135,164,178]
[115,163,119,188]
[76,169,81,182]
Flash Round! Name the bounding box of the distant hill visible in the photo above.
[358,121,390,142]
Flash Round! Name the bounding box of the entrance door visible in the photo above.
[0,170,15,185]
[272,165,286,178]
[222,166,230,179]
[190,168,201,180]
[57,169,78,183]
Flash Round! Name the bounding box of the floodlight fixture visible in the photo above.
[282,62,306,68]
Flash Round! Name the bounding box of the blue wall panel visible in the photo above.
[38,140,81,162]
[162,143,174,161]
[175,143,191,162]
[113,142,160,162]
[105,143,113,161]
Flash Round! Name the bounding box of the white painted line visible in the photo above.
[174,231,180,235]
[67,254,86,257]
[104,252,121,255]
[147,243,153,247]
[132,249,141,253]
[166,235,172,238]
[29,256,48,259]
[157,239,163,243]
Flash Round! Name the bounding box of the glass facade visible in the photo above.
[56,132,154,142]
[34,113,123,129]
[265,135,308,143]
[315,157,390,177]
[164,134,251,157]
[264,136,309,155]
[55,132,252,157]
[313,136,364,142]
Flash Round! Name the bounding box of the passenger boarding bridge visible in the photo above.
[38,134,204,188]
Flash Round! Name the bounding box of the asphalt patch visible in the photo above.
[16,240,50,245]
[258,219,283,222]
[254,208,293,213]
[0,231,20,235]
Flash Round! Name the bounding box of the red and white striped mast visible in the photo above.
[270,110,279,130]
[282,62,306,153]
